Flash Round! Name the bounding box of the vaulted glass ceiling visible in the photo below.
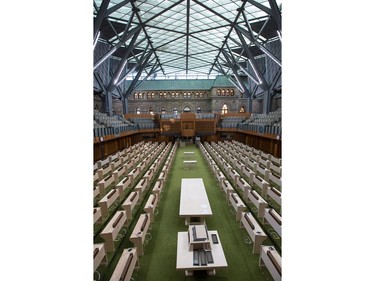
[94,0,281,84]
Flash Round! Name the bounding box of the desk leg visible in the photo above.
[207,269,216,276]
[185,270,194,276]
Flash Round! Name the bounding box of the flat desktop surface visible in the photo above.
[179,178,212,217]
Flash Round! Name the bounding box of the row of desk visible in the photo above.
[94,142,178,281]
[200,142,281,280]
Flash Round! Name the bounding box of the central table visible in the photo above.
[183,160,197,169]
[184,151,195,159]
[176,230,228,276]
[179,178,213,225]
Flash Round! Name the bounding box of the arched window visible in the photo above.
[173,107,178,115]
[196,107,202,113]
[239,106,245,113]
[149,107,154,115]
[136,107,141,114]
[222,104,228,114]
[183,106,191,113]
[161,107,166,114]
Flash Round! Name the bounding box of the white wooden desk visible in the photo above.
[176,230,228,276]
[263,208,282,237]
[93,243,107,272]
[240,212,267,254]
[100,210,128,252]
[183,160,197,169]
[184,151,195,159]
[179,178,213,225]
[109,248,139,281]
[259,245,281,281]
[129,214,151,256]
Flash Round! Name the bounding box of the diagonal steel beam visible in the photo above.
[192,0,232,24]
[93,25,142,70]
[235,24,281,66]
[132,60,159,91]
[94,0,111,37]
[245,0,272,17]
[235,28,269,90]
[208,2,247,75]
[104,0,132,18]
[267,0,282,31]
[245,0,281,31]
[221,49,251,96]
[107,30,144,92]
[123,51,153,98]
[130,3,165,75]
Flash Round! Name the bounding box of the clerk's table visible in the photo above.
[183,160,197,169]
[179,178,213,225]
[176,230,227,276]
[184,151,195,159]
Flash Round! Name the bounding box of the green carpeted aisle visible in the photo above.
[132,144,274,281]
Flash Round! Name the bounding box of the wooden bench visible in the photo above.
[93,185,101,200]
[259,157,271,169]
[242,166,255,185]
[98,188,119,218]
[128,167,140,185]
[110,157,122,171]
[215,169,226,187]
[109,248,139,281]
[122,191,140,221]
[98,174,115,197]
[112,165,126,184]
[134,177,148,197]
[267,187,282,206]
[270,155,282,166]
[97,162,112,179]
[240,154,250,166]
[115,176,132,198]
[248,160,259,175]
[143,168,154,185]
[152,180,163,198]
[229,193,247,221]
[240,212,267,254]
[268,172,282,188]
[237,177,251,196]
[100,210,128,252]
[93,243,107,272]
[157,171,166,187]
[144,194,158,222]
[269,163,282,177]
[129,214,151,256]
[259,246,281,281]
[247,189,268,218]
[235,160,245,175]
[220,178,234,198]
[123,159,134,173]
[263,208,282,237]
[257,165,271,182]
[253,174,270,198]
[136,160,146,174]
[93,207,102,224]
[229,168,240,184]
